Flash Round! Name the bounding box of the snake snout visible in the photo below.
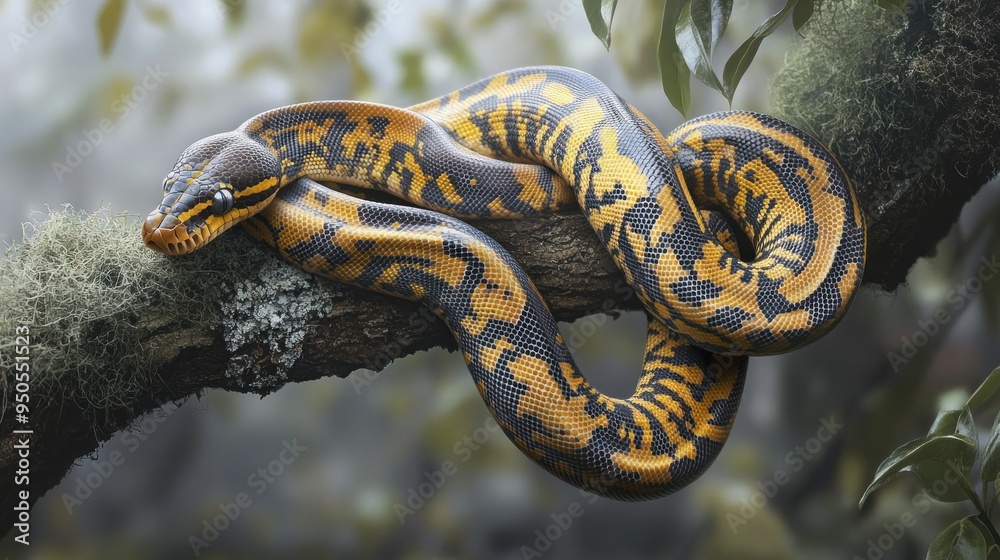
[142,212,204,255]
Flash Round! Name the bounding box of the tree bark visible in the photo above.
[0,182,991,536]
[2,212,639,536]
[4,0,1000,536]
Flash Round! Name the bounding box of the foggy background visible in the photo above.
[1,0,999,558]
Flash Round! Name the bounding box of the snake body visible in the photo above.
[143,67,866,500]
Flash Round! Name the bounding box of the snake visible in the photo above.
[142,66,866,500]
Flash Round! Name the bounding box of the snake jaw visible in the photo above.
[142,211,206,255]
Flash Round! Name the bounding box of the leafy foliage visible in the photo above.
[582,0,911,114]
[861,366,1000,559]
[97,0,127,57]
[929,519,988,560]
[583,0,617,48]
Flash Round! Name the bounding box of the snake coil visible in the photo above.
[143,67,865,500]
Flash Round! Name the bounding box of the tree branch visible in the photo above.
[4,0,1000,537]
[1,213,639,536]
[770,0,1000,290]
[0,189,983,534]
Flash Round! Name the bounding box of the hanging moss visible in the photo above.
[0,208,336,429]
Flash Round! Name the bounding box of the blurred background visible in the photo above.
[1,0,999,558]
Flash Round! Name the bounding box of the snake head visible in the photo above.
[142,132,280,255]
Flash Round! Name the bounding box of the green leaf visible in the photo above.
[929,407,978,445]
[471,0,527,29]
[911,461,977,503]
[674,0,732,95]
[721,0,797,102]
[860,434,978,508]
[137,3,171,29]
[792,0,814,32]
[220,0,246,27]
[428,16,475,72]
[981,409,1000,485]
[902,406,979,502]
[97,0,128,57]
[397,50,426,96]
[967,366,1000,412]
[583,0,618,49]
[657,0,692,116]
[968,518,999,553]
[875,0,909,11]
[234,48,291,78]
[914,407,979,502]
[927,518,988,560]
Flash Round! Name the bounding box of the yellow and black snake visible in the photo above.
[142,66,866,500]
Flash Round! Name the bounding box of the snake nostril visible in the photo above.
[143,213,163,237]
[142,213,186,251]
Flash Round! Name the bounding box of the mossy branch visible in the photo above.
[770,0,1000,290]
[2,0,999,538]
[0,210,640,536]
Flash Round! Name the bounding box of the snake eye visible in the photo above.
[211,188,234,215]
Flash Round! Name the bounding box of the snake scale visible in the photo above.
[142,67,866,500]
